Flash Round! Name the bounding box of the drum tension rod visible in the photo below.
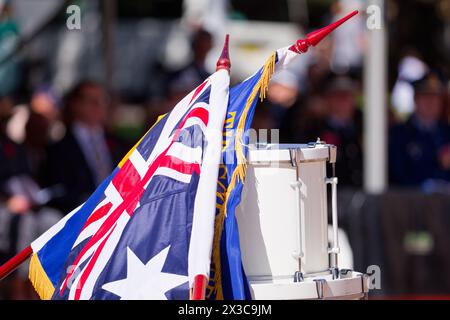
[326,162,340,279]
[294,271,304,283]
[290,149,305,283]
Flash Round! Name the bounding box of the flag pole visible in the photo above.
[0,246,32,281]
[215,33,231,72]
[191,34,230,301]
[289,10,358,54]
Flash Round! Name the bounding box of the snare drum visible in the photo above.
[236,143,368,299]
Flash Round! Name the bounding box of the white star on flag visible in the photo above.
[102,245,188,300]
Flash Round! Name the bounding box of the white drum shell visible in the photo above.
[236,144,332,280]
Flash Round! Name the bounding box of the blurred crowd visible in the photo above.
[269,54,450,190]
[0,0,449,300]
[0,81,130,299]
[275,52,450,191]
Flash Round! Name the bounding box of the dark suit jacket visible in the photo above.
[43,128,128,213]
[389,116,450,186]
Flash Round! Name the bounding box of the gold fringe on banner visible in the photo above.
[29,253,55,300]
[209,52,276,299]
[234,51,276,181]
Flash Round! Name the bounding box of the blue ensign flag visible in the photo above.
[29,69,231,300]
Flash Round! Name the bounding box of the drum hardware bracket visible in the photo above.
[254,142,270,150]
[289,149,298,167]
[290,181,301,189]
[328,145,337,164]
[316,137,325,144]
[328,247,340,254]
[329,267,339,280]
[308,137,326,149]
[340,269,353,279]
[313,278,327,299]
[293,271,304,283]
[358,273,370,294]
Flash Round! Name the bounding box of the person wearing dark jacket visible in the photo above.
[295,75,363,187]
[389,72,450,187]
[43,81,126,213]
[0,97,61,299]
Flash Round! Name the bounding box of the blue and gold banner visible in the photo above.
[208,53,276,300]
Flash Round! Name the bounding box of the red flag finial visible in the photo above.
[290,10,358,54]
[216,34,231,72]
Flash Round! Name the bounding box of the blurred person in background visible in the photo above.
[43,81,126,213]
[0,96,61,299]
[281,28,339,137]
[4,86,64,190]
[25,87,64,181]
[148,28,214,129]
[389,72,450,188]
[319,75,362,187]
[23,112,52,184]
[250,100,277,146]
[7,85,63,147]
[391,50,428,120]
[164,28,213,104]
[281,56,333,143]
[27,86,64,143]
[0,97,33,299]
[293,75,363,187]
[267,50,312,130]
[267,78,299,129]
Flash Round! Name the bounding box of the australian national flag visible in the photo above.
[29,69,230,300]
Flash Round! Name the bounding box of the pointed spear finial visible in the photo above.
[290,10,358,54]
[216,34,231,72]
